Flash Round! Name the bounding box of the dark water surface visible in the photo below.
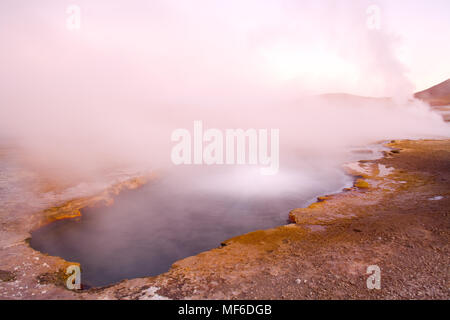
[31,164,351,287]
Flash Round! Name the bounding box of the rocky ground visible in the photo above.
[0,139,449,300]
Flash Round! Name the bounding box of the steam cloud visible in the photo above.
[0,0,448,185]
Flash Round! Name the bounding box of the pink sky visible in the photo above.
[0,0,448,99]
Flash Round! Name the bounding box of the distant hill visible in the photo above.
[414,79,450,106]
[318,79,450,107]
[319,93,389,103]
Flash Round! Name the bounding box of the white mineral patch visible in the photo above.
[140,286,170,300]
[377,164,394,177]
[428,196,444,201]
[345,162,370,175]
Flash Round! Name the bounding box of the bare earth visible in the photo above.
[0,139,449,300]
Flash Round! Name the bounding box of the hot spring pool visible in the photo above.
[30,147,385,287]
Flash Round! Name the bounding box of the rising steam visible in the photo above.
[0,0,448,186]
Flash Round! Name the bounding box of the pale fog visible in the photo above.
[1,1,449,285]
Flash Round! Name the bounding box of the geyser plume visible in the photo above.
[0,0,448,186]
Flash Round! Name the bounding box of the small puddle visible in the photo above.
[304,224,327,232]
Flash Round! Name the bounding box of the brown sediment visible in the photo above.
[36,175,153,230]
[0,270,16,282]
[1,140,449,300]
